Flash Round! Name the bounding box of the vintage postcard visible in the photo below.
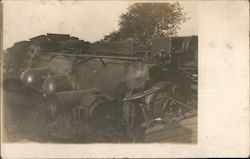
[1,0,249,158]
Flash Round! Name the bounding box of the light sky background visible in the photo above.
[3,1,198,49]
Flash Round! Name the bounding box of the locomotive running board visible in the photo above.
[55,88,100,106]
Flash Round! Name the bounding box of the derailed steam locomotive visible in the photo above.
[3,34,198,142]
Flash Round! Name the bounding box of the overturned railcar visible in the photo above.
[3,34,198,142]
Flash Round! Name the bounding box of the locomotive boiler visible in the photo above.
[3,33,198,142]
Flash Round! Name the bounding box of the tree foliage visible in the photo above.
[101,2,188,45]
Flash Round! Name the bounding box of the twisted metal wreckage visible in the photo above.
[3,33,198,142]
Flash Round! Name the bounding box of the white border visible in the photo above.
[1,0,249,158]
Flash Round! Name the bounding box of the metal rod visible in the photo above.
[168,97,197,111]
[48,52,144,61]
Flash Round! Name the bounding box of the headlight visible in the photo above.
[27,75,33,83]
[20,71,33,84]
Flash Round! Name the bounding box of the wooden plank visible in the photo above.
[144,116,197,143]
[179,115,197,125]
[146,115,197,134]
[145,125,197,142]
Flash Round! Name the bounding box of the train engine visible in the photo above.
[3,34,198,142]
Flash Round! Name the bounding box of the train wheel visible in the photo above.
[88,98,114,128]
[144,81,180,119]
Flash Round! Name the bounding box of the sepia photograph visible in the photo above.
[1,0,249,158]
[2,1,198,144]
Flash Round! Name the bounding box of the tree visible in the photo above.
[102,2,188,45]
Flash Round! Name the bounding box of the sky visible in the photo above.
[3,1,198,49]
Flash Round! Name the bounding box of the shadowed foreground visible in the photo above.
[3,90,197,143]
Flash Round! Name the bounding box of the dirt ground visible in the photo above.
[2,90,113,143]
[2,89,197,143]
